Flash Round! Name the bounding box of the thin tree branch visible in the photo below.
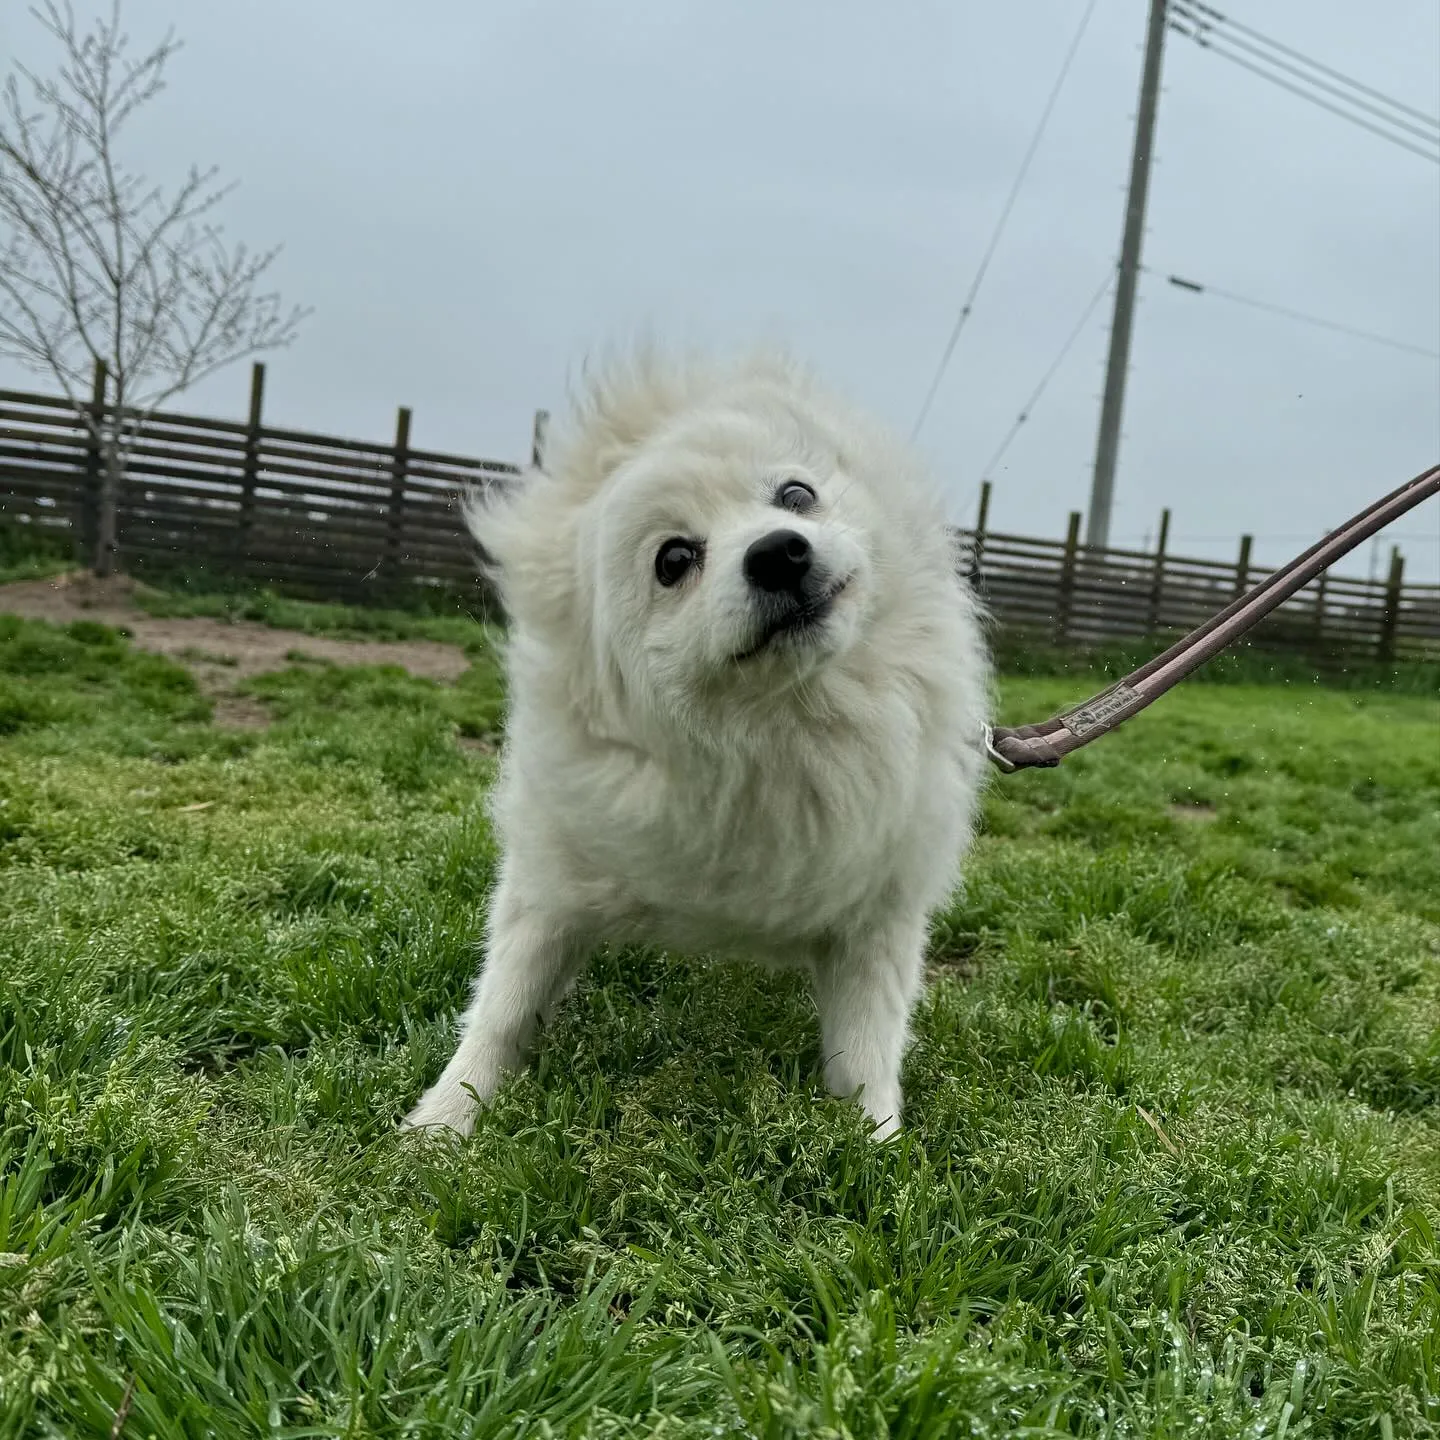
[0,0,308,490]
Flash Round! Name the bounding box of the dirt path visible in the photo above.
[1,573,473,727]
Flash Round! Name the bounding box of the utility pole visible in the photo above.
[1086,0,1169,551]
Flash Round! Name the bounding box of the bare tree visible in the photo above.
[0,2,309,575]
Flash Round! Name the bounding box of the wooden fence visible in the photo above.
[0,367,518,604]
[1,369,1437,661]
[956,484,1439,663]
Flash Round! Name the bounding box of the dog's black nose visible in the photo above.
[744,529,812,593]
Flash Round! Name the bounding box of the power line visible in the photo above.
[1114,533,1439,542]
[1173,26,1440,162]
[979,268,1115,482]
[1159,270,1440,359]
[1171,7,1438,145]
[912,0,1099,439]
[1169,16,1440,163]
[1172,0,1440,130]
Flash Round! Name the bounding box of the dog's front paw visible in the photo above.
[400,1081,480,1138]
[867,1110,901,1142]
[826,1064,902,1141]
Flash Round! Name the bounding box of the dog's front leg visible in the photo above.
[810,915,928,1140]
[402,884,588,1137]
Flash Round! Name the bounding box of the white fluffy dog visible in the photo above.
[404,353,990,1140]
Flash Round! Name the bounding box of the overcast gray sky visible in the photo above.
[4,1,1438,578]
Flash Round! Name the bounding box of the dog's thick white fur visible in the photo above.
[403,352,990,1140]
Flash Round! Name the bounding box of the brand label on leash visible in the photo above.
[1062,683,1140,737]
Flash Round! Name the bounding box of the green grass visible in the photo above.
[0,522,73,586]
[129,580,495,649]
[1,607,1437,1437]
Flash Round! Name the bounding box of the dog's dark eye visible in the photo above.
[776,480,816,513]
[655,538,701,587]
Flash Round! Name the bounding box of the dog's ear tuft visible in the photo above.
[461,464,581,630]
[554,346,707,493]
[461,470,528,585]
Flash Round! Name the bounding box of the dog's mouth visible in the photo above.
[734,576,851,662]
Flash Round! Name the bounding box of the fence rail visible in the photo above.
[0,372,518,601]
[1,371,1437,662]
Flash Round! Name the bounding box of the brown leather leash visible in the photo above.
[984,463,1440,773]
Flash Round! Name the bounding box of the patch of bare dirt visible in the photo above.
[210,695,275,731]
[0,572,470,685]
[1167,801,1218,822]
[1,572,474,735]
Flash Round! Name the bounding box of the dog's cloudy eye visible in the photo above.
[655,538,701,587]
[776,480,816,513]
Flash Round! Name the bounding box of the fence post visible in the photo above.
[384,406,413,582]
[970,479,992,586]
[77,358,107,565]
[1377,546,1405,661]
[1311,569,1328,652]
[1234,533,1253,599]
[1055,510,1082,645]
[531,409,550,470]
[1146,506,1170,636]
[238,362,265,558]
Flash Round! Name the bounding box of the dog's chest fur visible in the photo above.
[500,644,985,956]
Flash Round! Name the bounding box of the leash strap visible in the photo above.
[985,463,1440,772]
